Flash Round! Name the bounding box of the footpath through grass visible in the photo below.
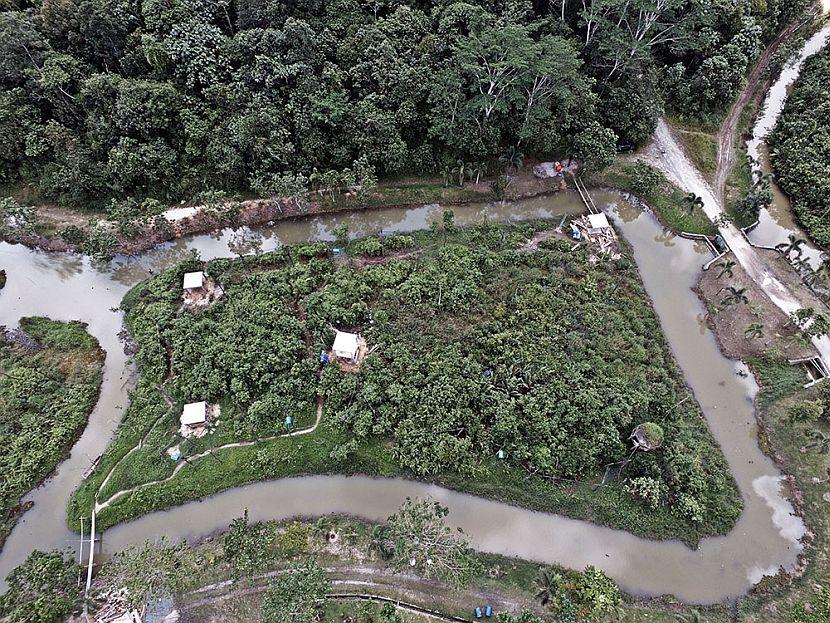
[70,219,741,544]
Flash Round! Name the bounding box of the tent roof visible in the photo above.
[333,330,359,356]
[181,401,207,426]
[587,213,610,230]
[183,271,205,289]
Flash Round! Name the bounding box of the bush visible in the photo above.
[787,400,824,423]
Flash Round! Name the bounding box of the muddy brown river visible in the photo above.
[0,190,805,604]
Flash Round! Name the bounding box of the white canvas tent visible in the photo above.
[180,401,207,427]
[333,330,360,361]
[182,271,205,290]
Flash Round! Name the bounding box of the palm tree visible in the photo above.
[533,568,563,607]
[451,160,473,187]
[744,323,764,339]
[499,146,524,173]
[721,286,749,306]
[471,162,487,184]
[776,233,806,258]
[716,259,736,280]
[805,429,830,454]
[684,192,704,214]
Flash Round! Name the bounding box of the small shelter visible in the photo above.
[182,271,205,291]
[587,213,611,234]
[333,330,360,362]
[180,401,207,428]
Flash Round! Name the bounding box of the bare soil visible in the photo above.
[696,252,816,360]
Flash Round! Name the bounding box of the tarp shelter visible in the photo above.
[587,213,610,234]
[333,330,360,361]
[181,401,207,427]
[182,271,205,290]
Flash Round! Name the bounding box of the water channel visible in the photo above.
[0,190,805,604]
[745,22,830,268]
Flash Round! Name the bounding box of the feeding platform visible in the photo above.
[323,329,369,373]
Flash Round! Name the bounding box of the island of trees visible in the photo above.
[71,218,741,543]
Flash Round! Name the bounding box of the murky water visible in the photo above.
[0,191,805,604]
[746,23,830,268]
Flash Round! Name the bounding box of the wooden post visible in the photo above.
[85,507,96,598]
[77,516,85,588]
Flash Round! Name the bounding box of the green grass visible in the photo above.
[593,160,717,236]
[676,129,719,181]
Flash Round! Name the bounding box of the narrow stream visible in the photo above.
[0,191,804,604]
[745,22,830,268]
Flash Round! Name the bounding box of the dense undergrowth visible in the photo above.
[768,45,830,249]
[70,219,741,543]
[0,317,103,550]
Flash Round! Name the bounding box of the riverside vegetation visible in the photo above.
[2,499,629,623]
[70,219,741,544]
[0,317,103,550]
[768,44,830,249]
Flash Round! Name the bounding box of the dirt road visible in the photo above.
[714,19,805,203]
[646,119,830,364]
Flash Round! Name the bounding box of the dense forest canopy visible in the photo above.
[0,0,807,209]
[768,45,830,248]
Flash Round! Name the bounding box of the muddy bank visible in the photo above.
[695,251,816,361]
[2,174,567,257]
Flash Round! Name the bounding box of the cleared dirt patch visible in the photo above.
[697,252,815,360]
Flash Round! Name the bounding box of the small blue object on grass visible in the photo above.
[485,606,492,617]
[285,415,293,432]
[320,352,329,364]
[475,608,483,618]
[332,248,343,255]
[170,450,181,461]
[497,449,505,460]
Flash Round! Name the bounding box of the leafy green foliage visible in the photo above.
[97,539,193,609]
[261,558,328,623]
[224,510,273,581]
[768,46,830,248]
[0,550,79,623]
[0,0,805,213]
[75,221,741,540]
[0,318,103,546]
[377,497,481,588]
[532,564,621,622]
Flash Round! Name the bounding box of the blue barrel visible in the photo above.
[475,608,482,618]
[485,606,492,617]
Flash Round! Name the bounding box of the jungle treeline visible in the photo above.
[0,0,808,209]
[769,45,830,249]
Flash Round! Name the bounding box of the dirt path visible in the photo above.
[645,119,830,364]
[714,19,806,203]
[179,563,535,622]
[94,397,325,513]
